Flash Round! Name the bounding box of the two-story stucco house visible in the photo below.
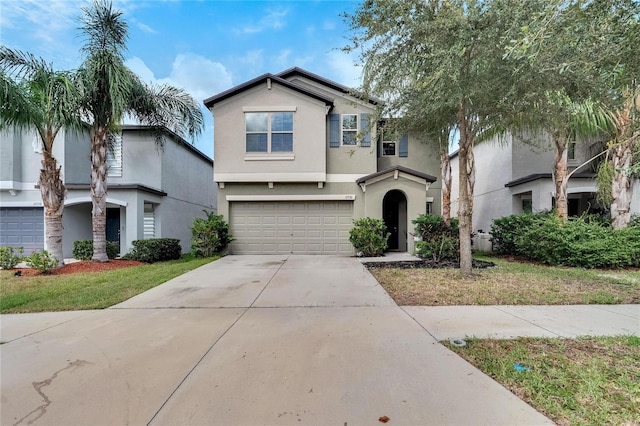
[449,132,640,234]
[0,125,216,258]
[205,67,441,255]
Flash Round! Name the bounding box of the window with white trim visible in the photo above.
[341,114,358,146]
[381,129,399,156]
[246,112,293,153]
[567,141,576,161]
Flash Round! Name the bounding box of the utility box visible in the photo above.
[474,232,493,252]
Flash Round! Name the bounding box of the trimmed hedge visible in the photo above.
[122,238,181,263]
[490,213,640,268]
[72,240,119,260]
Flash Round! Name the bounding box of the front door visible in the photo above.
[383,190,407,251]
[106,208,120,244]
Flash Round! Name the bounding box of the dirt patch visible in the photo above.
[12,260,145,276]
[363,259,496,269]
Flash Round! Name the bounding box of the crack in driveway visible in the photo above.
[13,360,92,426]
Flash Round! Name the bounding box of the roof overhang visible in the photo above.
[203,73,334,108]
[356,166,437,193]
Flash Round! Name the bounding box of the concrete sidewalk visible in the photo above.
[1,255,637,425]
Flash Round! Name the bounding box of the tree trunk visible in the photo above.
[440,146,452,226]
[91,127,109,262]
[552,130,569,222]
[611,142,633,229]
[39,150,66,267]
[457,100,475,276]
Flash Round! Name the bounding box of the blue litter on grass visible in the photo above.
[514,363,531,372]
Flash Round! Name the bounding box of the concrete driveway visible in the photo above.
[1,255,551,425]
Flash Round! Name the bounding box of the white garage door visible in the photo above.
[230,201,354,255]
[0,207,45,253]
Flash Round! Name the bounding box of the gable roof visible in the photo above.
[120,125,212,164]
[203,73,334,108]
[356,165,437,185]
[276,67,380,106]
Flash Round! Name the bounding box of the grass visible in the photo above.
[0,255,218,313]
[369,255,640,305]
[445,335,640,426]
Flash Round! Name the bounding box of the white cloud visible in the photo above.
[235,6,289,34]
[326,51,363,88]
[322,20,337,31]
[126,54,233,102]
[130,17,157,34]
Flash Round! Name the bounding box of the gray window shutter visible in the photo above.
[329,114,340,148]
[399,134,409,157]
[377,134,381,158]
[360,113,371,147]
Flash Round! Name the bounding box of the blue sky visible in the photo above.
[0,0,364,158]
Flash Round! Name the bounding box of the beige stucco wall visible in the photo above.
[212,82,329,182]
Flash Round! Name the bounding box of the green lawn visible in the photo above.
[0,255,217,313]
[445,336,640,425]
[368,255,640,305]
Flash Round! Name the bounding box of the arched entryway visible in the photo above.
[383,190,408,251]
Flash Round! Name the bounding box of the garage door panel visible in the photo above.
[0,207,44,253]
[230,201,353,255]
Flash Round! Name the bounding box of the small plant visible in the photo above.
[0,246,24,270]
[72,240,119,260]
[412,214,459,262]
[24,249,58,274]
[191,211,233,257]
[349,217,389,257]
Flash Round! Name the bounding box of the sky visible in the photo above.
[0,0,365,159]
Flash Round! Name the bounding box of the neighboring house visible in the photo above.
[0,125,216,258]
[204,67,441,255]
[449,132,640,234]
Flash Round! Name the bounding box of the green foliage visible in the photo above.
[596,161,614,207]
[72,240,119,260]
[24,250,58,274]
[490,212,553,255]
[491,213,640,268]
[349,218,389,257]
[412,214,459,262]
[122,238,181,263]
[629,214,640,228]
[190,211,233,257]
[0,246,24,270]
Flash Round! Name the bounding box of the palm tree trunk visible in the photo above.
[611,142,633,229]
[440,146,452,226]
[457,100,475,276]
[91,127,109,262]
[553,131,569,221]
[39,150,65,267]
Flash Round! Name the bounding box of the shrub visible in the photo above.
[24,249,58,273]
[349,217,389,257]
[72,240,119,260]
[412,214,459,262]
[493,213,640,268]
[191,211,233,257]
[490,212,551,255]
[123,238,181,263]
[0,246,24,270]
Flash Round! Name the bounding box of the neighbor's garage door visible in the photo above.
[230,201,354,255]
[0,207,44,253]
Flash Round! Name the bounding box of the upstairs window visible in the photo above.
[567,141,576,160]
[342,114,358,145]
[381,129,399,156]
[246,112,293,153]
[107,133,123,177]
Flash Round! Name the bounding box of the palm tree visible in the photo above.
[0,47,82,266]
[76,0,204,261]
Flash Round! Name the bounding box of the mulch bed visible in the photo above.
[10,259,145,276]
[363,259,496,269]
